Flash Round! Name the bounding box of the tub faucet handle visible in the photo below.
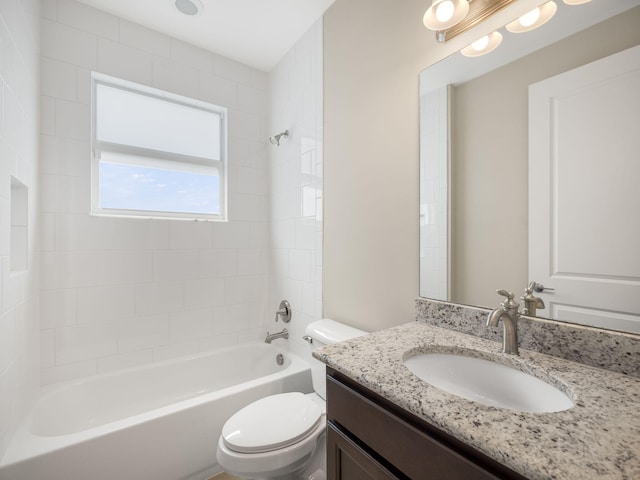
[274,300,292,323]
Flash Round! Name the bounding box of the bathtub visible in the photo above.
[0,342,312,480]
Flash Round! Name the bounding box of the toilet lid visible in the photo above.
[222,392,322,454]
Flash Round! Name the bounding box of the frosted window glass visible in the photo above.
[96,84,221,160]
[99,154,220,215]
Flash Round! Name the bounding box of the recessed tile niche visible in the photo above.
[11,177,28,272]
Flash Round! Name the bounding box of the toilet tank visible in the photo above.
[305,319,367,399]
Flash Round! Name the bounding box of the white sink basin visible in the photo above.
[404,353,574,413]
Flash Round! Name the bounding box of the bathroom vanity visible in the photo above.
[326,368,526,479]
[316,300,640,480]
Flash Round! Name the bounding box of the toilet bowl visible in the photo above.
[216,319,366,480]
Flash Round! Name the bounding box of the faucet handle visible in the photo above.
[496,289,514,299]
[530,281,555,293]
[274,300,292,323]
[496,289,519,310]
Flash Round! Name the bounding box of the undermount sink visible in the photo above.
[404,352,574,413]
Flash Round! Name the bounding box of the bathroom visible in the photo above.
[1,0,639,479]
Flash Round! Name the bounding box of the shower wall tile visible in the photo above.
[40,0,269,385]
[214,55,252,85]
[168,309,213,341]
[76,285,135,324]
[40,288,77,328]
[40,58,77,100]
[0,0,40,459]
[198,72,239,109]
[54,98,88,141]
[41,359,97,386]
[169,222,213,250]
[267,19,324,360]
[41,19,97,69]
[152,56,199,98]
[170,39,214,72]
[119,19,171,58]
[116,314,169,353]
[97,38,153,85]
[98,350,153,374]
[55,322,117,365]
[184,278,225,309]
[57,0,119,40]
[213,221,252,249]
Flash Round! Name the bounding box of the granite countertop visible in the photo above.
[314,322,640,480]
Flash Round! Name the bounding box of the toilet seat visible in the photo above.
[221,392,322,454]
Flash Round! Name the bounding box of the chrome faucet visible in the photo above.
[486,289,521,355]
[264,328,289,344]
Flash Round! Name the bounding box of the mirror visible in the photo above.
[419,0,640,333]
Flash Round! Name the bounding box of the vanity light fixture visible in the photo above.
[460,31,503,57]
[505,1,557,33]
[424,0,517,43]
[424,0,588,57]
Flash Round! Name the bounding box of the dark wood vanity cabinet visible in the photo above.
[325,368,528,480]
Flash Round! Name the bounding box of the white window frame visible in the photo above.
[90,72,228,221]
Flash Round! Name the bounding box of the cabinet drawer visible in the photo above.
[327,374,501,480]
[327,422,401,480]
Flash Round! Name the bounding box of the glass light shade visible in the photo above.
[506,1,557,33]
[423,0,469,31]
[460,31,503,57]
[563,0,591,4]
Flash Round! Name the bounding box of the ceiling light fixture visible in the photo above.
[460,31,503,57]
[505,1,557,33]
[174,0,204,16]
[563,0,591,5]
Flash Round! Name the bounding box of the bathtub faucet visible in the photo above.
[264,328,289,344]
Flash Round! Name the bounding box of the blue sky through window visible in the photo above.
[99,162,220,215]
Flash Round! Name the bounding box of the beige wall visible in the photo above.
[322,0,427,332]
[451,7,640,308]
[322,0,543,332]
[323,0,638,330]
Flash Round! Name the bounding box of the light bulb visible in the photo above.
[471,36,489,51]
[435,0,455,23]
[460,31,502,57]
[505,1,557,34]
[519,8,541,27]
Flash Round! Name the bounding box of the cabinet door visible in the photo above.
[327,422,401,480]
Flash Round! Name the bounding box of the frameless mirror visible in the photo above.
[419,0,640,333]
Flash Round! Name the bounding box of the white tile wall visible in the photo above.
[0,8,325,457]
[267,20,324,359]
[0,0,40,459]
[39,0,270,385]
[419,87,449,300]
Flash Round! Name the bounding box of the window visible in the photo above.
[91,73,227,221]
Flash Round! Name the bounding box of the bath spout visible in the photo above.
[264,328,289,344]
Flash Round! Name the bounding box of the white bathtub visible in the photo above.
[0,342,312,480]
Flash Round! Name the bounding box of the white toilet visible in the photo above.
[216,319,366,480]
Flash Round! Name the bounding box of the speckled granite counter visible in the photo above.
[314,322,640,480]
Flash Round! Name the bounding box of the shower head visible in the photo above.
[269,130,289,146]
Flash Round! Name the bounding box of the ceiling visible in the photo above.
[76,0,336,72]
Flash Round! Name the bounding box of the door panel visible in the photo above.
[529,44,640,333]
